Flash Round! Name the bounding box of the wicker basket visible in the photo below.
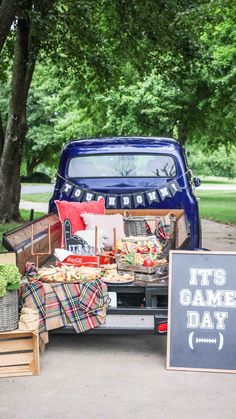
[0,290,19,332]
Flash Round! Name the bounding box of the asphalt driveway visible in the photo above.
[21,184,54,194]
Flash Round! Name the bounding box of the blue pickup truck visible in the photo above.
[3,136,201,335]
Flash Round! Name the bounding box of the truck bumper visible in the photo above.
[52,308,168,335]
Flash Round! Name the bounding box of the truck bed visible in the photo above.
[3,208,188,275]
[2,209,188,334]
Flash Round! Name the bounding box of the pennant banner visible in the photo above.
[106,195,118,209]
[158,186,172,201]
[121,195,132,209]
[71,186,84,201]
[58,178,183,208]
[84,190,95,202]
[133,192,145,208]
[60,181,74,197]
[146,190,159,205]
[168,179,182,196]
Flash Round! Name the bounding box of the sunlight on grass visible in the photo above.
[200,176,236,185]
[21,192,52,203]
[196,190,236,225]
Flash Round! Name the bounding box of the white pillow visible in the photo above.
[74,229,107,251]
[80,213,125,249]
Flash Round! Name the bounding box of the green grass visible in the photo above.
[21,192,52,202]
[200,176,236,185]
[196,190,236,225]
[0,209,44,253]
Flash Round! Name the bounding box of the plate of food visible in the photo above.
[37,266,101,283]
[101,273,134,285]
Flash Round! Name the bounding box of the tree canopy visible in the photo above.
[0,0,235,222]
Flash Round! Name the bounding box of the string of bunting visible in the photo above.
[56,171,185,209]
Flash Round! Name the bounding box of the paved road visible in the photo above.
[199,184,236,191]
[202,219,236,250]
[21,184,54,194]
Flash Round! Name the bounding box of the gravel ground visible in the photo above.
[201,219,236,251]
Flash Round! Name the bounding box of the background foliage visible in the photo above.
[0,0,236,183]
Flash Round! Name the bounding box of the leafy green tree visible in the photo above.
[0,0,236,223]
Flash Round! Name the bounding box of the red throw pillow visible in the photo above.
[55,199,105,248]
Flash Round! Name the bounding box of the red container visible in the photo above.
[57,253,114,268]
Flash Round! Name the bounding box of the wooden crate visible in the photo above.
[0,330,40,378]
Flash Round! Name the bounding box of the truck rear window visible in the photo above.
[67,154,176,178]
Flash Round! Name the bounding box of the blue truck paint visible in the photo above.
[49,137,201,249]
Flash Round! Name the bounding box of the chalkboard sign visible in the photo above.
[167,251,236,373]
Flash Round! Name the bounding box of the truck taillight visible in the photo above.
[157,323,168,333]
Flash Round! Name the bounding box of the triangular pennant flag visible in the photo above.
[84,190,95,202]
[121,195,132,209]
[106,195,118,209]
[168,179,182,196]
[146,190,159,205]
[133,192,145,208]
[94,193,107,205]
[60,181,74,197]
[158,185,172,201]
[71,186,84,201]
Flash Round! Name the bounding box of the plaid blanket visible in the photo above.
[145,214,176,245]
[21,279,109,336]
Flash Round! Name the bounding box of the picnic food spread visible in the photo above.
[37,266,101,283]
[1,200,175,361]
[15,207,172,340]
[100,263,134,284]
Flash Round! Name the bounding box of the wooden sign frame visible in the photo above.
[167,250,236,374]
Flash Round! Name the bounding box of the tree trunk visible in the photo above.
[0,0,55,223]
[0,16,34,222]
[0,113,4,158]
[26,157,39,178]
[178,125,187,145]
[0,0,18,53]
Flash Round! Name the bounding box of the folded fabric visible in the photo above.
[21,279,109,335]
[19,306,39,331]
[20,313,38,323]
[153,214,176,244]
[21,306,38,315]
[81,213,125,249]
[55,198,105,247]
[19,320,39,331]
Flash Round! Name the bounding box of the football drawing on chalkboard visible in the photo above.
[188,331,224,351]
